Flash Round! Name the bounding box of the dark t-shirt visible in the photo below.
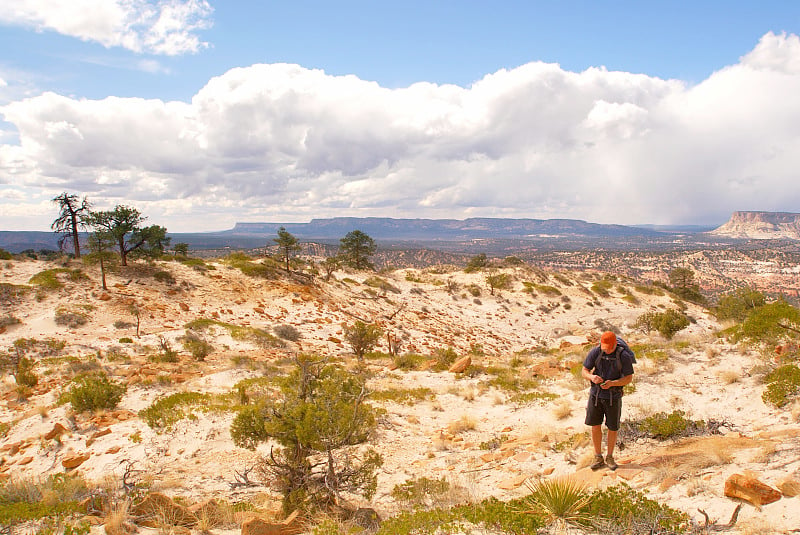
[583,339,635,400]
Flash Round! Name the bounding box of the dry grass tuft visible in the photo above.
[717,370,740,384]
[447,414,477,434]
[104,498,135,535]
[552,400,573,420]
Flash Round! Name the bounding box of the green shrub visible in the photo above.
[139,391,215,429]
[60,373,125,413]
[392,353,428,370]
[274,324,301,342]
[28,270,63,290]
[363,276,401,294]
[185,319,284,349]
[634,284,664,296]
[119,337,134,343]
[179,331,214,361]
[153,270,176,284]
[343,321,382,361]
[54,309,88,329]
[0,249,12,260]
[715,288,766,322]
[587,484,689,532]
[622,410,711,441]
[634,309,690,339]
[432,347,459,370]
[224,253,279,279]
[463,254,488,273]
[737,300,800,345]
[591,279,613,297]
[15,357,38,387]
[391,477,451,508]
[762,365,800,407]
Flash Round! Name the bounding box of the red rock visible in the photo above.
[91,428,112,440]
[18,456,34,465]
[99,293,112,301]
[448,356,471,373]
[179,302,190,311]
[106,446,121,454]
[724,473,782,507]
[62,452,90,469]
[44,423,69,440]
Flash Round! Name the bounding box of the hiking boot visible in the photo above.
[590,454,605,471]
[605,454,618,471]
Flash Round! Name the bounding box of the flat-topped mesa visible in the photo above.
[710,211,800,240]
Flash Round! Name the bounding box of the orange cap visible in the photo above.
[600,331,617,346]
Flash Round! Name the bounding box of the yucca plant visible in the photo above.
[521,477,594,533]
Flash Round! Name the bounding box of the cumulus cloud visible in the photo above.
[2,32,800,231]
[0,0,212,55]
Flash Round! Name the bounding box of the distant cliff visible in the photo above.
[710,211,800,240]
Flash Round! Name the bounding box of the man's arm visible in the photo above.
[600,374,633,389]
[582,366,604,384]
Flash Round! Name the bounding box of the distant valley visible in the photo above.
[3,212,798,256]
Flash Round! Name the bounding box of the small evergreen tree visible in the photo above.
[486,272,512,295]
[338,230,376,270]
[464,253,488,273]
[344,320,383,361]
[668,267,706,304]
[274,227,301,272]
[230,356,381,513]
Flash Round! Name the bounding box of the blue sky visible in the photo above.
[1,1,800,232]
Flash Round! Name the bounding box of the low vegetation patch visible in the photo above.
[762,364,800,407]
[185,318,285,348]
[620,410,725,441]
[179,331,214,361]
[273,324,301,342]
[139,391,234,430]
[634,309,690,339]
[223,252,279,279]
[54,308,89,329]
[363,276,401,294]
[0,473,89,525]
[371,386,435,405]
[60,373,126,413]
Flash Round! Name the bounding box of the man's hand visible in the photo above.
[591,375,604,384]
[600,380,612,389]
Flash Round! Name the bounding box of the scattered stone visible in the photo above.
[44,423,69,440]
[91,428,112,440]
[724,473,782,507]
[18,456,34,465]
[448,356,471,373]
[179,302,190,311]
[62,452,90,469]
[497,474,528,490]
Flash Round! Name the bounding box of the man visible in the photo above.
[581,331,635,471]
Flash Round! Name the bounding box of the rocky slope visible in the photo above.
[711,211,800,240]
[1,256,799,533]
